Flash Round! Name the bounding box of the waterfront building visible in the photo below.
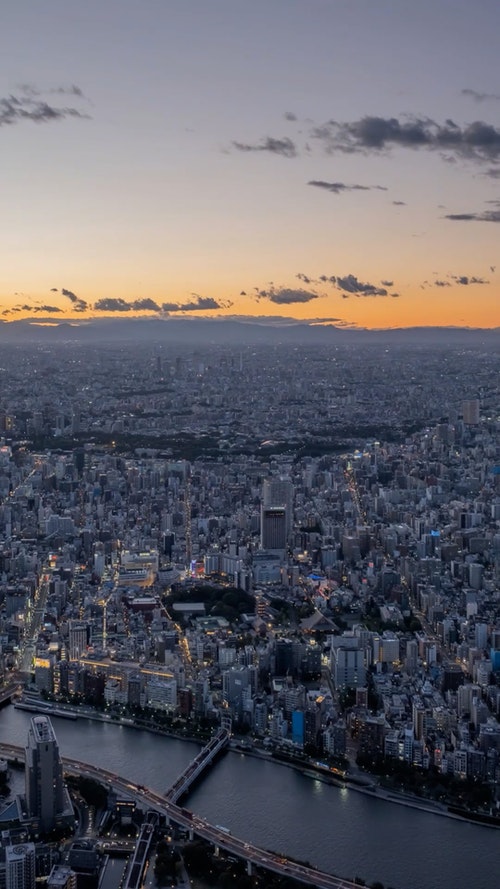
[22,716,73,834]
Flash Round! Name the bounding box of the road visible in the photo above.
[0,742,365,889]
[18,573,51,673]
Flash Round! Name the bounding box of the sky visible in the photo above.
[1,0,500,329]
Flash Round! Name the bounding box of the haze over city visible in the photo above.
[1,0,500,331]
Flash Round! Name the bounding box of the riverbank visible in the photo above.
[15,699,203,747]
[229,743,500,830]
[15,700,500,831]
[1,705,497,889]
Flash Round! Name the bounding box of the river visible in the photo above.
[0,707,496,889]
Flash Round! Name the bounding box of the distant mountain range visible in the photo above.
[1,317,499,346]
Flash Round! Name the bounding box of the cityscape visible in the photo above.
[0,339,496,887]
[1,1,500,888]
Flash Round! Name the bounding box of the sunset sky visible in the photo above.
[1,0,500,329]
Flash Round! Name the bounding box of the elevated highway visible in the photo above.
[0,741,362,889]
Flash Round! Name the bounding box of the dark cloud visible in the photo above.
[308,179,387,194]
[240,290,247,296]
[232,136,297,158]
[445,209,500,222]
[92,296,161,313]
[251,272,394,302]
[284,112,297,121]
[180,296,229,311]
[162,296,230,313]
[130,298,161,311]
[50,287,58,292]
[392,200,406,205]
[61,288,78,302]
[19,83,86,99]
[483,168,500,178]
[334,274,389,297]
[17,304,62,314]
[311,114,500,163]
[256,287,320,305]
[0,89,89,128]
[451,275,489,285]
[429,273,489,287]
[462,88,500,103]
[94,298,132,312]
[61,287,88,313]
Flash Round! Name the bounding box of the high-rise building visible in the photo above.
[331,641,366,689]
[222,666,250,716]
[6,843,36,889]
[462,399,480,425]
[24,716,68,834]
[261,506,287,551]
[262,478,293,532]
[68,621,88,661]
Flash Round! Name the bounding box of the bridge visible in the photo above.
[0,741,362,889]
[165,728,229,803]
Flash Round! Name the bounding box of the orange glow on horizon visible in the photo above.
[1,281,498,330]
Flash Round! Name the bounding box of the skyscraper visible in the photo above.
[261,506,287,551]
[262,477,293,533]
[24,716,68,834]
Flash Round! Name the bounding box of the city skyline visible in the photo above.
[1,0,500,329]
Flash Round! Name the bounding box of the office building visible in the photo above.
[68,621,88,661]
[331,640,366,690]
[24,716,72,834]
[263,478,293,532]
[261,506,287,551]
